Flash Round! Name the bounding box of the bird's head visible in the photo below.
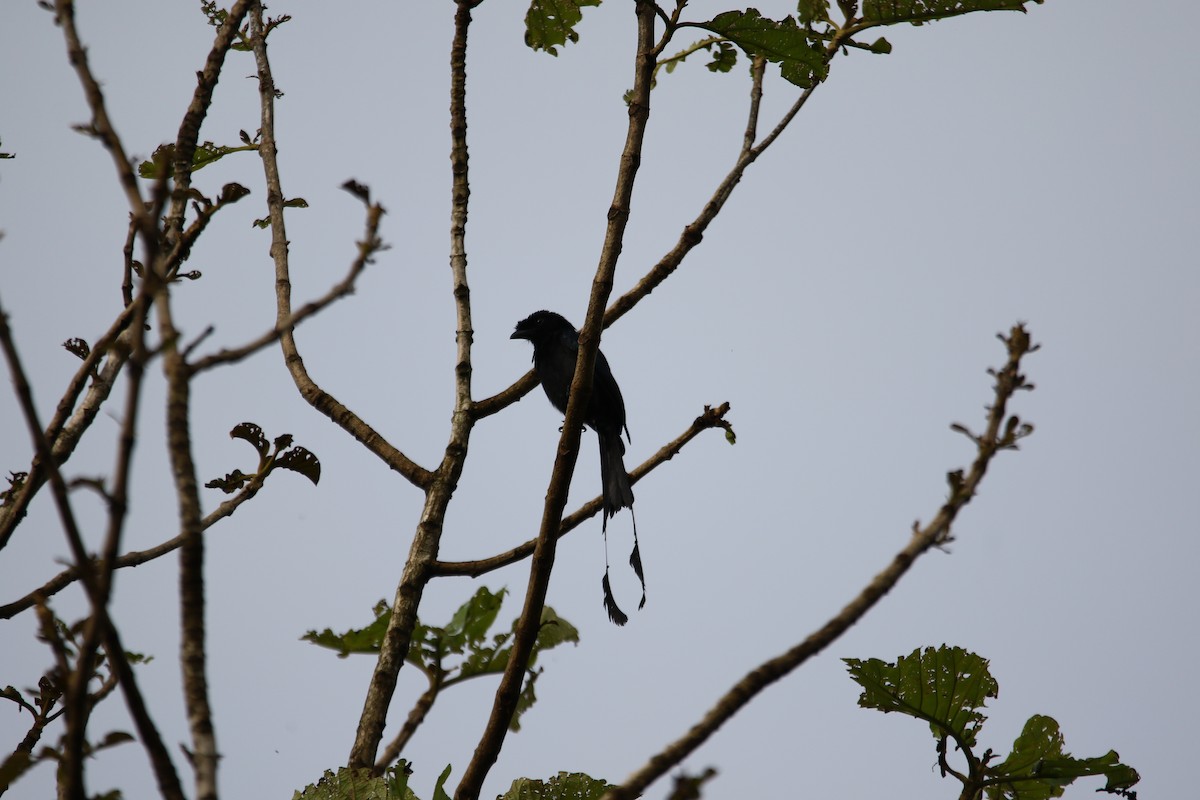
[510,310,574,343]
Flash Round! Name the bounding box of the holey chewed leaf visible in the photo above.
[525,0,601,56]
[844,645,997,747]
[862,0,1043,26]
[698,9,828,88]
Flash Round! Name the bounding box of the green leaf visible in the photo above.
[284,197,309,209]
[444,586,507,650]
[524,0,602,56]
[292,764,417,800]
[302,599,391,658]
[984,715,1140,800]
[867,36,893,53]
[432,764,453,800]
[137,140,258,180]
[797,0,832,25]
[861,0,1042,27]
[697,9,828,88]
[499,772,614,800]
[844,645,997,747]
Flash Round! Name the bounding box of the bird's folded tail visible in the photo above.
[598,431,635,522]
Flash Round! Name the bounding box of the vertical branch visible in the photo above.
[157,284,217,800]
[454,3,660,799]
[347,0,480,770]
[157,0,255,243]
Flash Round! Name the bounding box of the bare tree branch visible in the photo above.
[1,474,268,621]
[0,299,185,800]
[432,403,732,578]
[51,0,154,240]
[0,301,138,552]
[602,325,1039,800]
[348,0,483,769]
[188,194,385,374]
[454,3,661,798]
[248,6,431,492]
[373,676,441,774]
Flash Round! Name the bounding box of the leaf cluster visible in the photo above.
[845,646,1140,799]
[204,421,321,493]
[303,587,579,733]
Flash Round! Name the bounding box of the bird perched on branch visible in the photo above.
[511,309,644,625]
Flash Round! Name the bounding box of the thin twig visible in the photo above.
[373,676,441,773]
[0,300,138,552]
[601,326,1039,800]
[188,199,385,374]
[1,475,268,621]
[432,403,731,578]
[1,300,185,800]
[52,0,154,240]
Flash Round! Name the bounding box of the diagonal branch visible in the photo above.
[188,192,386,374]
[432,403,732,578]
[0,472,268,621]
[0,298,185,800]
[474,28,848,421]
[249,5,432,491]
[601,325,1039,800]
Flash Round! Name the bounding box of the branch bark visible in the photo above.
[347,0,482,770]
[453,3,660,798]
[601,326,1038,800]
[432,404,732,578]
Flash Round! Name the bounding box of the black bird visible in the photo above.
[511,310,643,624]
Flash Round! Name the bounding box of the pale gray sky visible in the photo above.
[1,1,1196,798]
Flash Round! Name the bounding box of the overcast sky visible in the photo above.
[1,1,1197,798]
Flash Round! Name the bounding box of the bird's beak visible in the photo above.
[510,327,530,340]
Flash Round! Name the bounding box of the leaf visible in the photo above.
[706,40,738,73]
[275,446,322,486]
[861,0,1042,26]
[524,0,602,56]
[137,140,258,180]
[302,599,391,658]
[697,9,828,88]
[984,715,1140,800]
[283,197,309,209]
[1,472,28,506]
[797,0,832,25]
[292,764,418,800]
[432,764,453,800]
[62,337,90,361]
[499,772,614,800]
[204,469,250,494]
[230,422,270,459]
[844,645,997,747]
[220,182,250,204]
[444,586,507,652]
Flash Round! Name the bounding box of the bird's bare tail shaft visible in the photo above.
[598,432,645,625]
